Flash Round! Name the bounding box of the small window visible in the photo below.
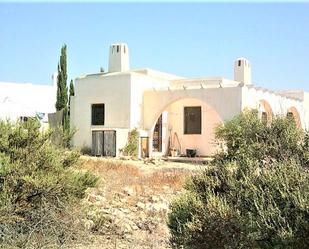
[117,45,119,52]
[92,104,105,125]
[124,46,126,53]
[238,60,241,66]
[184,106,202,134]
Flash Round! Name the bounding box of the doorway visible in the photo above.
[92,130,116,157]
[140,137,149,158]
[152,114,162,152]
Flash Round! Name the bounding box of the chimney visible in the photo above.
[108,43,130,73]
[234,58,252,85]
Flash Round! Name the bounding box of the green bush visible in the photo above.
[122,128,139,157]
[0,119,99,247]
[168,111,309,249]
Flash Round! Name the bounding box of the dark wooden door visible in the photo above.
[92,131,103,156]
[103,130,116,157]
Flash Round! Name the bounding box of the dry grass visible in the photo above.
[75,156,198,249]
[79,157,192,197]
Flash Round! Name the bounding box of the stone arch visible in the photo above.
[259,99,274,123]
[149,97,223,157]
[287,106,301,128]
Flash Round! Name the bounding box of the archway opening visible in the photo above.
[152,114,162,152]
[287,107,301,128]
[150,98,222,157]
[259,100,273,123]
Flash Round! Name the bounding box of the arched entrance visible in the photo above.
[150,98,223,157]
[259,100,273,123]
[287,106,301,128]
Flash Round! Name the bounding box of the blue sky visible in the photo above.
[0,2,308,91]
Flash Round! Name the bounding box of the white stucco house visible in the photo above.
[0,74,57,130]
[70,43,309,158]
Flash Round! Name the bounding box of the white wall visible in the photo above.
[143,86,243,157]
[164,98,223,156]
[241,86,305,128]
[303,92,309,130]
[143,86,243,131]
[0,82,56,121]
[71,73,132,153]
[129,72,170,129]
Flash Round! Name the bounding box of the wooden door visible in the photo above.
[103,130,116,157]
[140,137,149,158]
[92,131,103,156]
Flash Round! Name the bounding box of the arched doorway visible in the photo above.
[150,98,222,157]
[287,107,301,128]
[153,114,163,152]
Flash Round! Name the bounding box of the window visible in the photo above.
[92,104,105,125]
[124,46,126,53]
[184,106,201,134]
[117,45,120,52]
[238,60,241,66]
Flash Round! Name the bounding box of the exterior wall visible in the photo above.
[241,86,305,128]
[129,73,170,129]
[0,82,56,121]
[164,98,223,156]
[303,92,309,130]
[143,86,243,131]
[71,73,132,154]
[143,86,243,157]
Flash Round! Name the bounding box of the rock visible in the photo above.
[136,202,146,210]
[124,223,132,232]
[123,186,135,196]
[83,219,95,230]
[151,196,160,202]
[147,202,169,212]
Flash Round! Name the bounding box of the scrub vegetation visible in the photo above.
[0,120,98,248]
[168,110,309,249]
[121,128,139,158]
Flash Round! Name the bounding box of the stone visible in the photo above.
[151,196,160,202]
[83,219,95,230]
[123,186,135,196]
[136,202,146,210]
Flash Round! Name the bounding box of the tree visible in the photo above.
[67,79,75,132]
[69,79,75,97]
[56,45,68,111]
[55,44,70,135]
[168,111,309,249]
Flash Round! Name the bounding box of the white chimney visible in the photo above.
[234,58,252,85]
[108,43,130,73]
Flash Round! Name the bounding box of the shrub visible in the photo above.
[122,128,139,157]
[0,119,99,247]
[80,146,92,155]
[168,111,309,249]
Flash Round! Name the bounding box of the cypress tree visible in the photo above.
[68,79,75,120]
[56,45,68,111]
[69,79,75,97]
[55,44,70,134]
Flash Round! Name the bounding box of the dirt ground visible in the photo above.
[74,156,203,249]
